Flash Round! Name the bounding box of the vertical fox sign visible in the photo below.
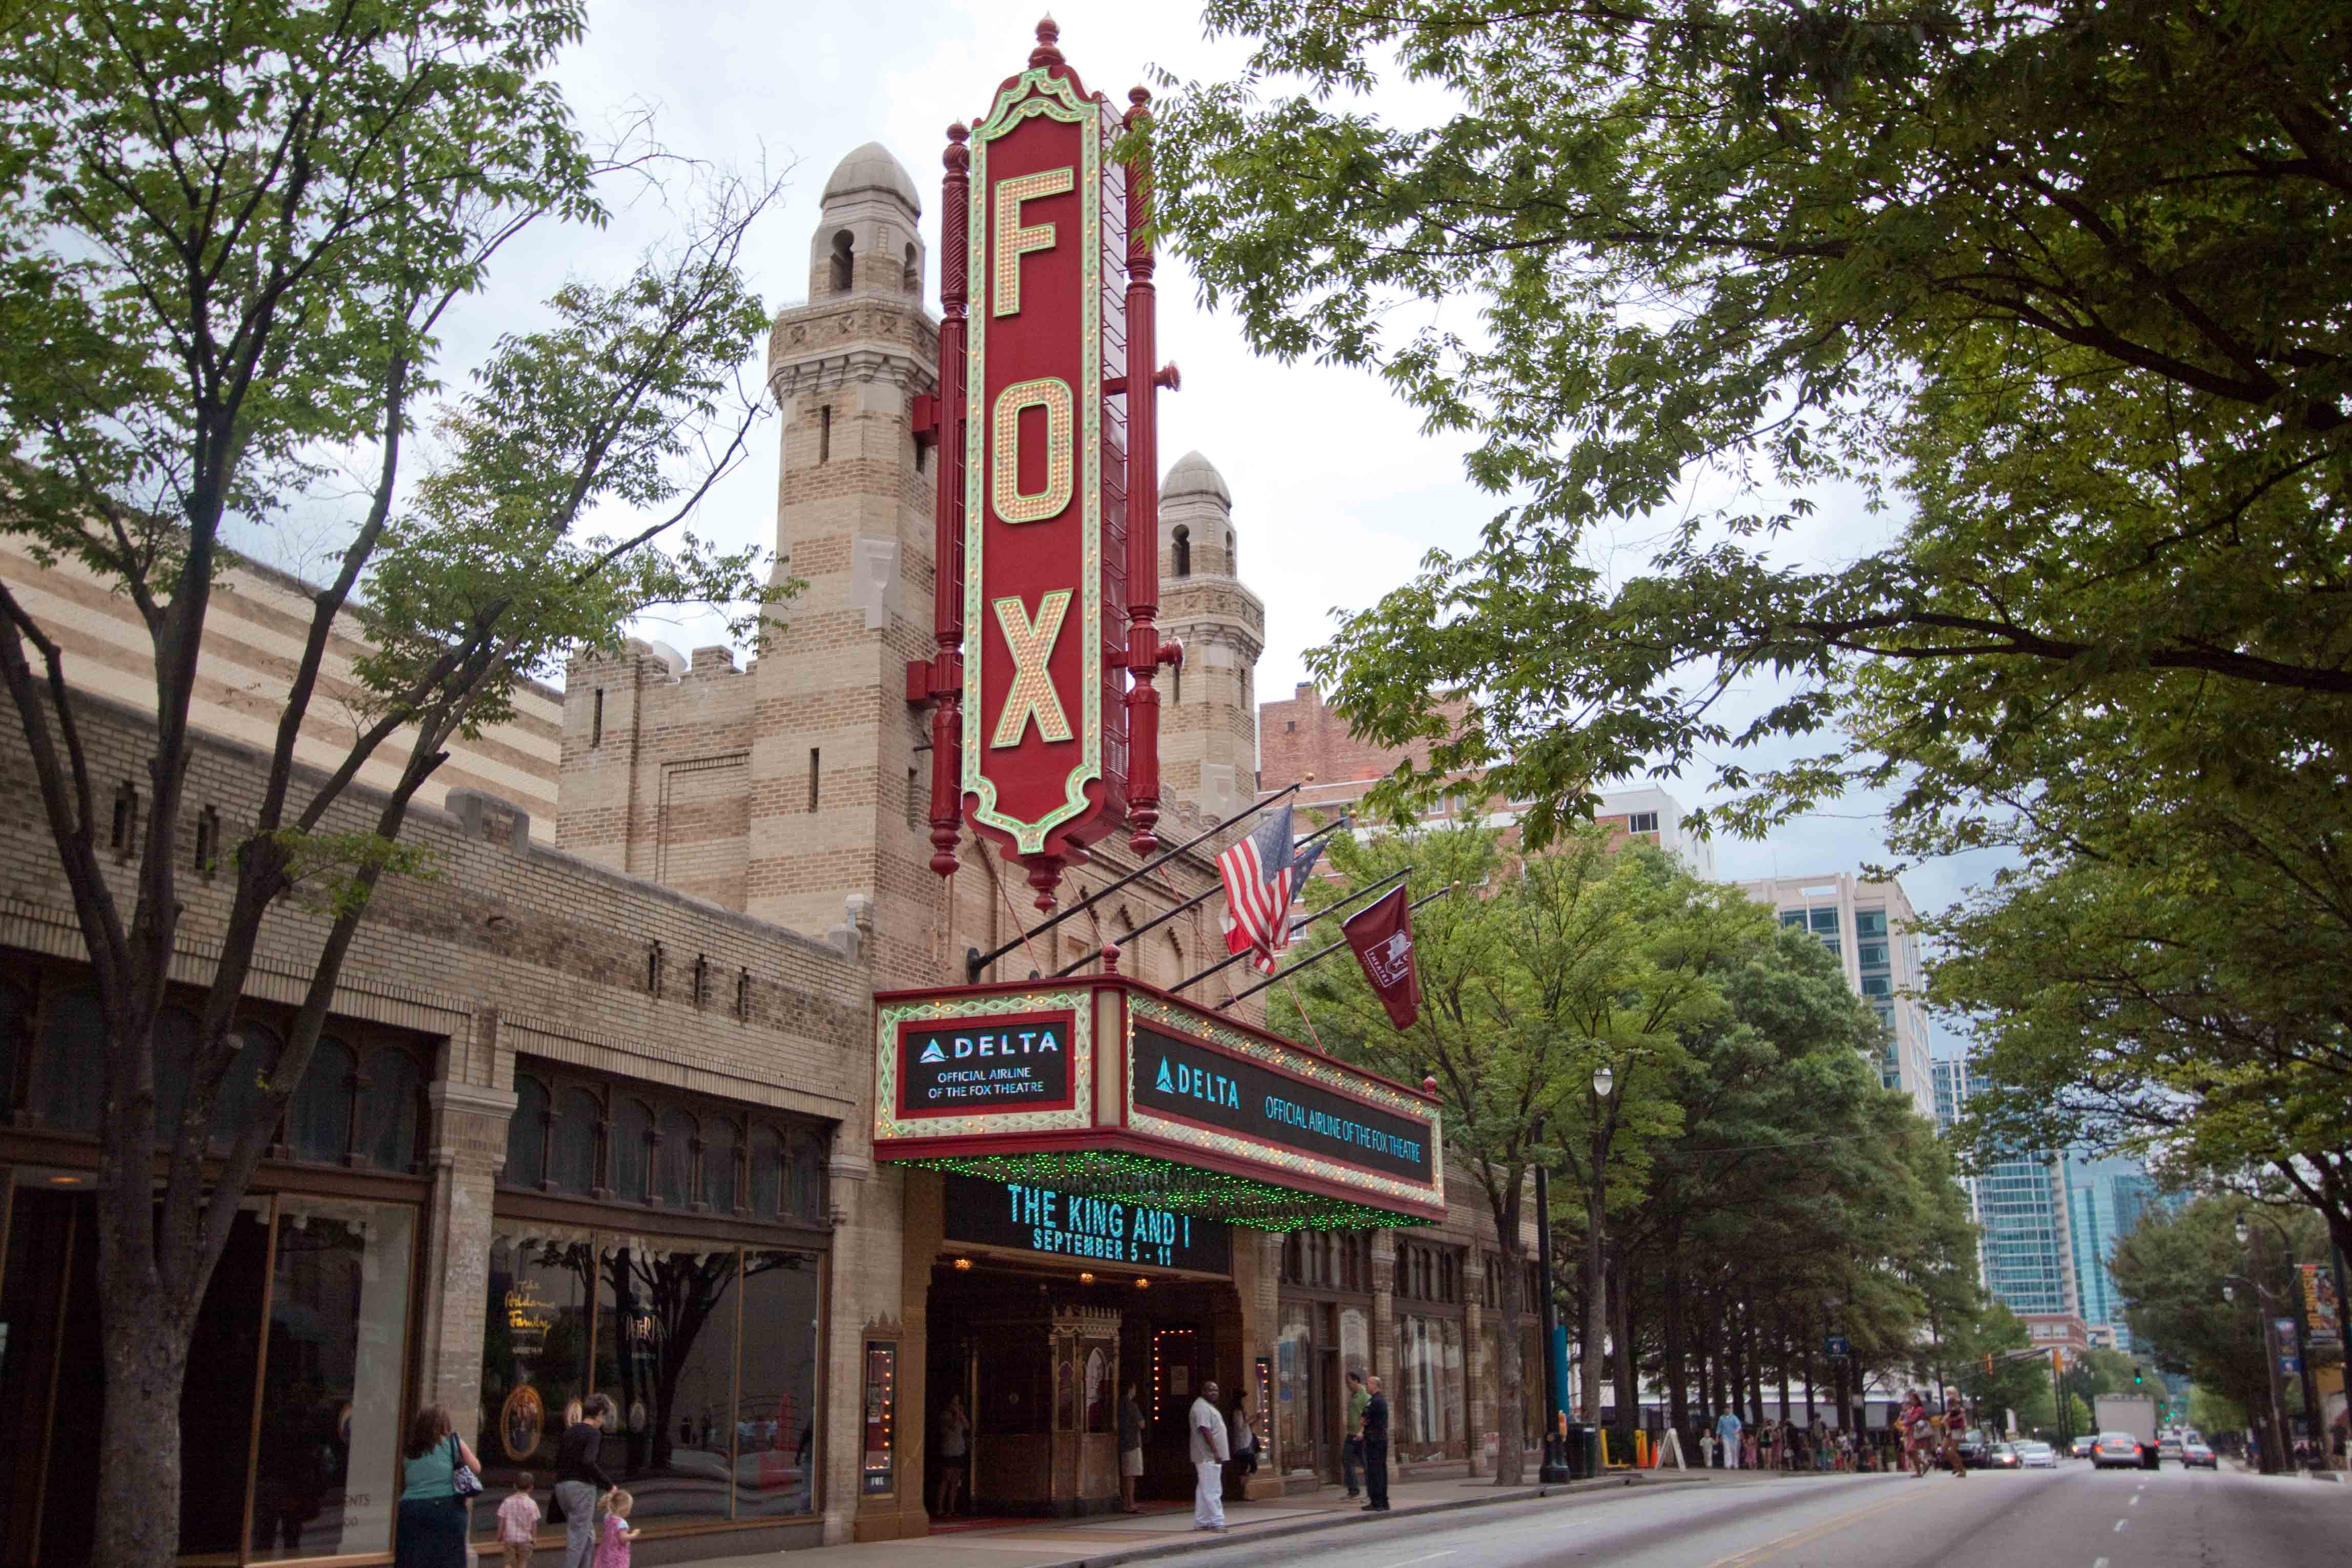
[914,19,1175,912]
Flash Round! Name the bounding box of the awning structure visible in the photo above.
[871,974,1445,1230]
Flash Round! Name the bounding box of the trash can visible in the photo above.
[1566,1423,1598,1479]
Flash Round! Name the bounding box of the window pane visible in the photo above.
[1780,911,1805,928]
[178,1202,273,1559]
[611,1099,652,1202]
[153,1007,200,1145]
[473,1237,597,1542]
[507,1076,550,1190]
[702,1118,739,1212]
[657,1109,697,1208]
[788,1131,825,1222]
[249,1198,417,1560]
[360,1048,423,1173]
[214,1020,283,1148]
[1860,975,1892,997]
[749,1125,785,1217]
[288,1038,356,1162]
[1859,943,1889,968]
[598,1243,739,1525]
[33,988,105,1132]
[1808,908,1839,934]
[551,1088,601,1195]
[1856,910,1888,937]
[0,979,26,1116]
[735,1250,822,1517]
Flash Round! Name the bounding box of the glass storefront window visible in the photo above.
[1276,1303,1313,1474]
[600,1243,740,1525]
[735,1251,821,1518]
[248,1198,417,1560]
[476,1235,598,1508]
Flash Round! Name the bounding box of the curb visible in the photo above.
[1055,1471,1716,1568]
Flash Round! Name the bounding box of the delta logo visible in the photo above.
[915,1028,1063,1065]
[1153,1054,1241,1109]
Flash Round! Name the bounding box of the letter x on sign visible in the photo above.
[991,590,1073,746]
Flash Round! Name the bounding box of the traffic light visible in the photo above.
[2133,1366,2144,1386]
[1982,1353,1995,1374]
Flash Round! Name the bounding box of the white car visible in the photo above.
[2015,1440,2058,1469]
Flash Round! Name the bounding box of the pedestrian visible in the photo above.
[1228,1388,1260,1488]
[1700,1428,1716,1469]
[1118,1383,1147,1514]
[1361,1375,1391,1511]
[496,1472,544,1568]
[1342,1370,1368,1496]
[1939,1410,1967,1479]
[592,1490,637,1568]
[1190,1378,1231,1531]
[554,1394,619,1568]
[1716,1407,1743,1470]
[395,1405,480,1568]
[934,1394,970,1518]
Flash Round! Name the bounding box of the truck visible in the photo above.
[2094,1394,2162,1469]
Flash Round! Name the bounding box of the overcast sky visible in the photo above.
[393,0,2007,1043]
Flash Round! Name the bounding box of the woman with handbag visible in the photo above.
[397,1405,483,1568]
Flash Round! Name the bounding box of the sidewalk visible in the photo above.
[683,1468,1744,1568]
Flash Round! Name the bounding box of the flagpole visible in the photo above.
[1214,883,1455,1011]
[1051,817,1351,979]
[966,782,1302,980]
[1168,865,1411,996]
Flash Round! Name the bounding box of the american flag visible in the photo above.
[1218,804,1323,975]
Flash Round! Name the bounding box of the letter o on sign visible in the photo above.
[991,377,1074,524]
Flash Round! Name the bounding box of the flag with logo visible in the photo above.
[1341,883,1422,1030]
[1218,804,1322,974]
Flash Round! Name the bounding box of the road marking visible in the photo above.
[1696,1489,1928,1568]
[1379,1554,1455,1568]
[2129,1495,2140,1506]
[2114,1520,2128,1532]
[2093,1559,2108,1568]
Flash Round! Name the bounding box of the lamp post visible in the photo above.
[1532,1113,1570,1483]
[1584,1061,1619,1460]
[2237,1210,2321,1470]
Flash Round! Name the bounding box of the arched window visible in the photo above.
[656,1107,697,1207]
[750,1124,785,1217]
[211,1019,280,1148]
[550,1086,601,1195]
[702,1116,740,1211]
[787,1129,826,1222]
[611,1097,653,1202]
[360,1047,424,1173]
[288,1037,356,1162]
[507,1074,550,1189]
[152,1006,201,1144]
[1171,525,1190,578]
[829,229,854,292]
[1226,530,1235,570]
[902,242,920,294]
[33,988,105,1132]
[0,980,26,1117]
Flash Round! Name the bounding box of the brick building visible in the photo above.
[0,140,1536,1568]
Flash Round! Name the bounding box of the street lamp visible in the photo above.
[1581,1058,1621,1465]
[1592,1064,1614,1099]
[1531,1113,1570,1483]
[2234,1209,2321,1471]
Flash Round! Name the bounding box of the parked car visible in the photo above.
[2092,1432,2145,1470]
[2070,1434,2097,1458]
[2182,1439,2218,1470]
[1987,1442,2024,1470]
[2016,1441,2059,1469]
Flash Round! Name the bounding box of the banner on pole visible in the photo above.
[2301,1263,2340,1347]
[1342,884,1423,1030]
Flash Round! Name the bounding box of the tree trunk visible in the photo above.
[1493,1184,1528,1486]
[1664,1265,1689,1434]
[1610,1243,1637,1441]
[1723,1292,1743,1430]
[1776,1318,1791,1434]
[94,1262,192,1568]
[1745,1292,1763,1426]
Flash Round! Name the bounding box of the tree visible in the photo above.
[1294,822,1751,1478]
[0,6,784,1561]
[1149,0,2352,851]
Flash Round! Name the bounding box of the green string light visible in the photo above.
[900,1149,1435,1233]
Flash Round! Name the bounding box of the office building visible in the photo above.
[1737,874,1933,1117]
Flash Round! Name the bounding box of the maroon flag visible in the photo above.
[1342,885,1422,1031]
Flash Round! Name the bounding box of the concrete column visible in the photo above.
[1464,1251,1489,1477]
[419,1067,517,1424]
[1370,1230,1399,1394]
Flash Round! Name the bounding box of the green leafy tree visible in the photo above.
[1150,0,2352,849]
[0,5,786,1560]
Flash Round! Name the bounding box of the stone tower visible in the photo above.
[1157,451,1264,822]
[749,142,941,974]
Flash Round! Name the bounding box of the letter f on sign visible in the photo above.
[993,166,1075,317]
[991,590,1074,746]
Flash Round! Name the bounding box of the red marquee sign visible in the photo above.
[912,20,1173,911]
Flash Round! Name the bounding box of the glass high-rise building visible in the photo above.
[2065,1155,2174,1352]
[1739,873,1933,1117]
[1932,1055,2079,1320]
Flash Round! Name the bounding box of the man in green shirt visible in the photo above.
[1343,1371,1369,1497]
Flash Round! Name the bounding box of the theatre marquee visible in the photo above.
[872,974,1445,1229]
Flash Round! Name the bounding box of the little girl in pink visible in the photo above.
[594,1490,638,1568]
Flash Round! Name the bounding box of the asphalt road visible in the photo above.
[1157,1463,2343,1568]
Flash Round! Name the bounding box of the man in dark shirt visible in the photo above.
[1360,1375,1391,1511]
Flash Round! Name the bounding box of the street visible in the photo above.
[1132,1468,2340,1568]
